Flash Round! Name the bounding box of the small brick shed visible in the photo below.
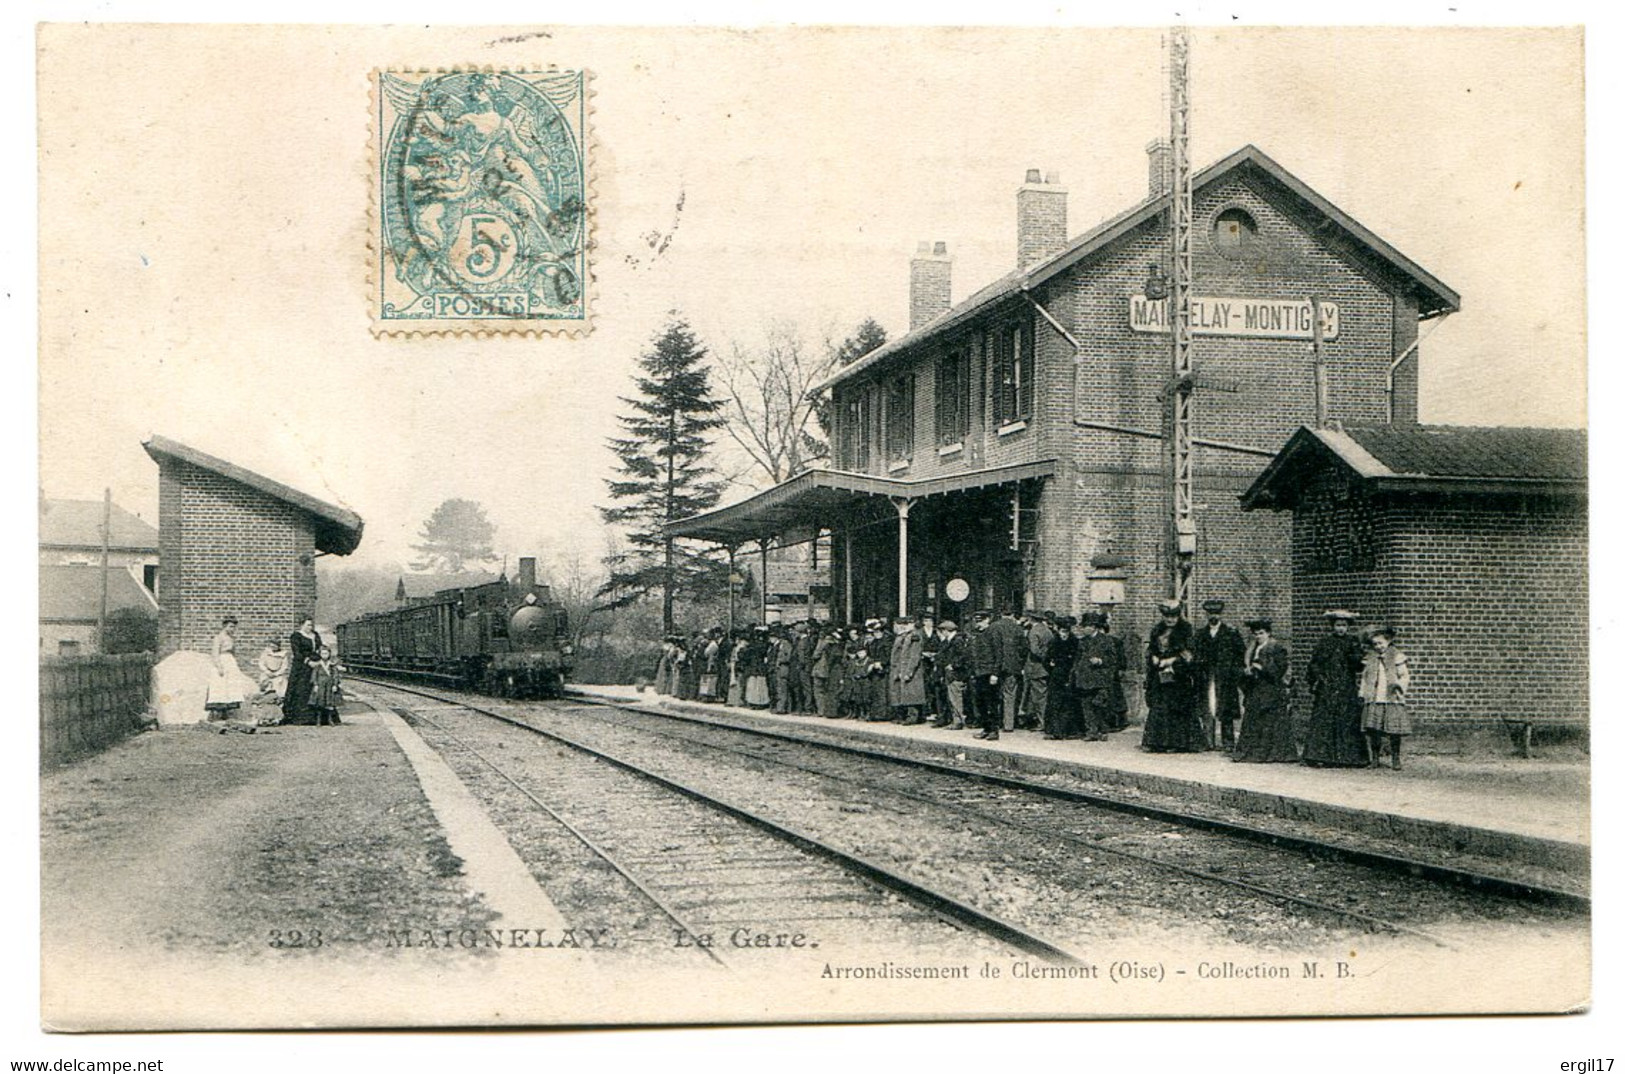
[143,435,364,670]
[1241,424,1587,732]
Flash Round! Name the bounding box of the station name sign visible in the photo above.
[1129,295,1340,341]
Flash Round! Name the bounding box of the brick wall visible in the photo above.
[828,169,1428,647]
[1282,465,1587,728]
[156,459,319,670]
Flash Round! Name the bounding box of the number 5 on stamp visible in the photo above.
[371,68,593,336]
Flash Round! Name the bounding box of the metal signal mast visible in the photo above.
[1167,25,1197,605]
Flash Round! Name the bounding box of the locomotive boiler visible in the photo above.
[336,556,573,698]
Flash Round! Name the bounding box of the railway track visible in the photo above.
[557,690,1591,913]
[360,682,1087,971]
[357,678,1587,958]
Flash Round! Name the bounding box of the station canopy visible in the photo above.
[667,459,1057,547]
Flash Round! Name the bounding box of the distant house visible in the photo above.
[38,497,160,654]
[143,435,364,665]
[1241,424,1587,731]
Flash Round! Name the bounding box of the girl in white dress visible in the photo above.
[205,616,246,718]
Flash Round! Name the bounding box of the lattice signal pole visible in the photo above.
[1167,25,1197,606]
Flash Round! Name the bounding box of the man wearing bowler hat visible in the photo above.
[1190,598,1246,751]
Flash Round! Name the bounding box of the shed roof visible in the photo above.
[1241,424,1588,509]
[816,144,1462,394]
[39,565,159,622]
[142,435,365,555]
[39,498,159,551]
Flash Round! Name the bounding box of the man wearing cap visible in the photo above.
[865,619,892,721]
[1190,598,1246,751]
[919,613,942,724]
[889,616,927,725]
[1303,610,1367,766]
[810,624,839,718]
[931,619,969,729]
[1020,610,1055,732]
[968,610,1002,739]
[988,607,1027,733]
[1072,613,1115,741]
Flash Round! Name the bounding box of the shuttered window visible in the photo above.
[886,374,915,462]
[936,348,969,445]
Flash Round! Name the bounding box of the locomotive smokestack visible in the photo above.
[519,557,537,591]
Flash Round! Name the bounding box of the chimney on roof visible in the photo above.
[1017,169,1068,270]
[909,240,952,331]
[1147,139,1172,196]
[518,557,537,591]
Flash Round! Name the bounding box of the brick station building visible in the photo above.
[670,143,1459,647]
[143,435,364,668]
[1241,424,1587,733]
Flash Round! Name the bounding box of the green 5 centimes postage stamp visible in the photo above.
[372,69,592,336]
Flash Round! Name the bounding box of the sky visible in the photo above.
[34,22,1588,573]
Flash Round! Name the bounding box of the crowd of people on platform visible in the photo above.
[203,614,345,728]
[650,598,1412,771]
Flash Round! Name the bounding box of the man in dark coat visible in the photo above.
[968,610,1003,739]
[1190,598,1246,750]
[931,619,970,728]
[919,613,942,723]
[1042,616,1079,738]
[1071,613,1116,741]
[790,620,816,713]
[865,619,892,720]
[1097,611,1131,732]
[988,607,1027,732]
[1019,611,1055,731]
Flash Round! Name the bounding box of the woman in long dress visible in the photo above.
[1302,610,1368,767]
[1361,626,1412,770]
[1234,618,1298,763]
[282,617,320,725]
[205,616,245,719]
[1141,601,1203,752]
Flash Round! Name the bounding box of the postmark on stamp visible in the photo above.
[371,69,591,336]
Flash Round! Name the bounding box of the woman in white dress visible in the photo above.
[205,615,246,719]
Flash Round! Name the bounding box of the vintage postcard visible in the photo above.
[35,22,1590,1036]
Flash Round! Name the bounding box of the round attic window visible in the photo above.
[1212,207,1258,257]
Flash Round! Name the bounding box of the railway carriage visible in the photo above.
[337,557,573,697]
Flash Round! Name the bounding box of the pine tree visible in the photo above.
[599,317,729,633]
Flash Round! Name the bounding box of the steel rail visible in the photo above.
[362,680,1088,966]
[540,700,1461,949]
[382,700,732,970]
[548,691,1591,914]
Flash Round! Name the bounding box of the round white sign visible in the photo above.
[944,577,971,603]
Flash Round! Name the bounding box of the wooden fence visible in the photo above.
[40,653,154,766]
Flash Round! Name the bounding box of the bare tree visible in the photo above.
[716,322,840,486]
[717,318,889,487]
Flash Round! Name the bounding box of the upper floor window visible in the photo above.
[936,348,970,446]
[885,374,915,463]
[840,392,870,471]
[992,319,1033,427]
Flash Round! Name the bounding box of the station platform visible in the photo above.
[572,684,1590,882]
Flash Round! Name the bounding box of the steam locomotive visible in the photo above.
[336,557,573,698]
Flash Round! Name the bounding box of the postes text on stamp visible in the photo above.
[373,69,591,335]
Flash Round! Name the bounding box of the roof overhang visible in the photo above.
[1241,426,1586,510]
[143,434,365,555]
[668,459,1058,546]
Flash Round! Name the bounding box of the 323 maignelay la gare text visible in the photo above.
[819,958,1355,982]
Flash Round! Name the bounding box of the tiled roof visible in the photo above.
[816,144,1461,394]
[1241,424,1587,509]
[39,565,158,622]
[1341,425,1587,482]
[39,499,158,551]
[143,435,364,555]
